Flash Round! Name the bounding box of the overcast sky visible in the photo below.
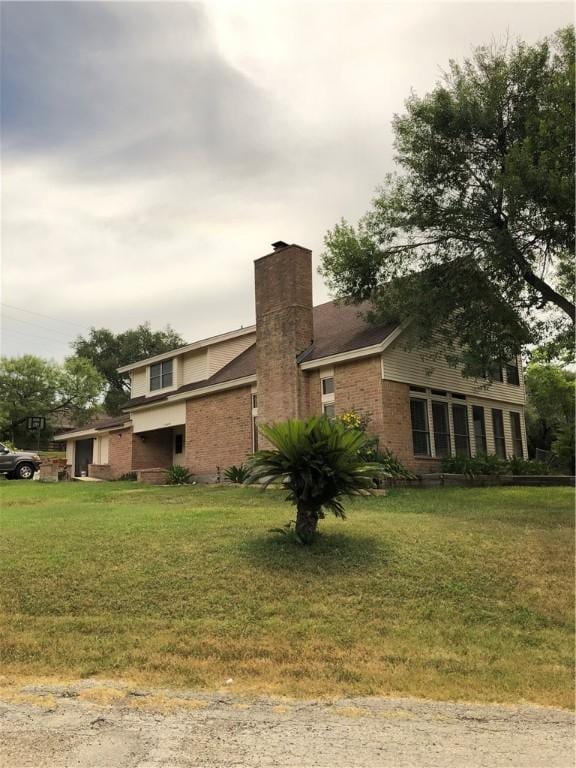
[1,0,572,360]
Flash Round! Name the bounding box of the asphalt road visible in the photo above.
[0,681,573,768]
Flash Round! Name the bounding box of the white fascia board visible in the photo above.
[299,325,405,370]
[127,375,257,413]
[117,325,256,374]
[54,423,129,441]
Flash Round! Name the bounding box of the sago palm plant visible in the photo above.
[245,416,385,544]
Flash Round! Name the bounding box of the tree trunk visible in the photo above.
[295,503,320,544]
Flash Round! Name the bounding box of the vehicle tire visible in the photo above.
[15,462,35,480]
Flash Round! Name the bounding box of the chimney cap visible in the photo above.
[271,240,289,251]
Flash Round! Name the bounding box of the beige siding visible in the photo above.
[66,441,74,466]
[382,335,525,405]
[131,402,186,433]
[207,333,255,376]
[182,350,208,385]
[131,369,147,398]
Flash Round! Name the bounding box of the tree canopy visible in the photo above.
[0,355,104,443]
[321,27,575,376]
[73,323,184,414]
[524,360,574,469]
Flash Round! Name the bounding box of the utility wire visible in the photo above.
[1,312,76,339]
[1,327,72,345]
[0,302,92,331]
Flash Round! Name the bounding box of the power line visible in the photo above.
[0,302,92,332]
[1,312,76,339]
[1,327,72,345]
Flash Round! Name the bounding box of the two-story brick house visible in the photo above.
[57,242,527,480]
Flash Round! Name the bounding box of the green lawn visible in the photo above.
[0,481,573,707]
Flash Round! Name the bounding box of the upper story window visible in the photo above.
[505,361,520,386]
[321,377,334,396]
[321,373,335,418]
[150,359,173,391]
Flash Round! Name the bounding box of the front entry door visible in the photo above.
[75,439,94,477]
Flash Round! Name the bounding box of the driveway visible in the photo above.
[0,681,573,768]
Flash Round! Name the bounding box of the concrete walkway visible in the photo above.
[0,681,573,768]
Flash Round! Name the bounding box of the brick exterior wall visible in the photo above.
[132,428,173,470]
[185,386,253,480]
[108,428,134,478]
[254,244,313,429]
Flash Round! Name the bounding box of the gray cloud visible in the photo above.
[1,1,572,360]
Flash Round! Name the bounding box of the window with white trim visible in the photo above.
[410,398,431,455]
[505,360,520,386]
[150,359,173,391]
[251,392,258,452]
[451,403,470,456]
[320,373,335,418]
[510,412,524,457]
[472,406,487,454]
[431,401,451,457]
[492,409,506,458]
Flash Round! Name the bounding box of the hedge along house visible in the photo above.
[57,242,527,481]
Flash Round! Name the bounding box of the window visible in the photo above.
[410,398,430,455]
[174,433,183,455]
[492,409,506,458]
[432,401,451,457]
[510,412,524,457]
[483,365,503,382]
[320,371,335,417]
[505,361,520,386]
[452,404,470,456]
[150,359,173,391]
[251,392,258,452]
[472,406,487,454]
[323,403,336,418]
[321,377,334,395]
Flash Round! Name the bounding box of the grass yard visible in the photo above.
[0,481,573,708]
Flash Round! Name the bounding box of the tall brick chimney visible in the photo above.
[254,242,313,428]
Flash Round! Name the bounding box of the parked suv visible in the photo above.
[0,443,41,479]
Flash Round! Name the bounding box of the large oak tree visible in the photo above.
[321,27,574,376]
[73,323,184,414]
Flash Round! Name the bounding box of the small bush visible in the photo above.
[166,465,194,485]
[224,464,249,483]
[374,449,415,480]
[507,456,549,475]
[117,471,137,481]
[441,453,507,477]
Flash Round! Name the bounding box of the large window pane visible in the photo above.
[472,406,487,454]
[410,398,430,456]
[452,404,470,456]
[506,361,520,386]
[161,359,173,388]
[150,362,162,391]
[432,401,451,457]
[321,377,334,395]
[492,409,506,458]
[510,412,524,457]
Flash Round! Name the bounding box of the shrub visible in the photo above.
[441,453,507,476]
[117,471,137,481]
[373,449,415,480]
[224,464,250,484]
[165,465,194,485]
[245,416,385,544]
[507,456,549,475]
